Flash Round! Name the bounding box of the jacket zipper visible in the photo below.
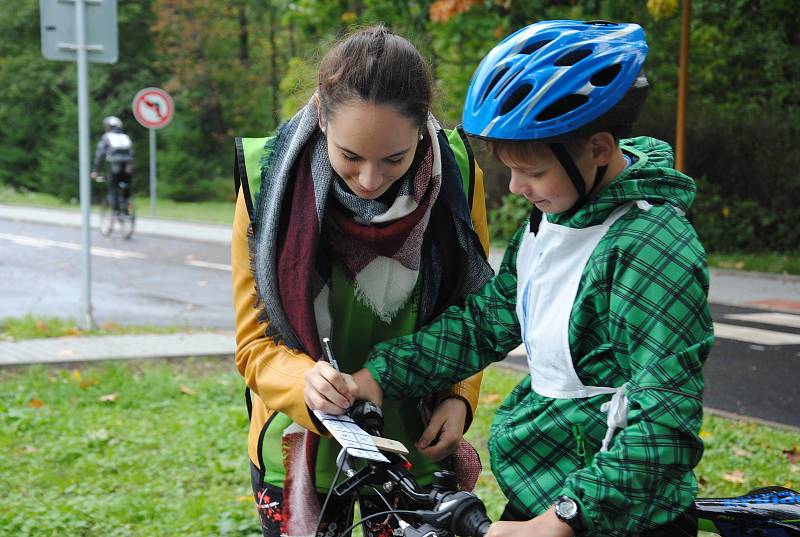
[572,424,591,468]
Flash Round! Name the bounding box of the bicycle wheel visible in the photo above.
[99,198,113,236]
[120,200,135,239]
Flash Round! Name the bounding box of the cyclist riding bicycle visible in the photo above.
[91,115,134,216]
[314,19,715,537]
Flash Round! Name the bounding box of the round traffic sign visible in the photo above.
[132,87,174,129]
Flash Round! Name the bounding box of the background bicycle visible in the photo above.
[93,174,136,239]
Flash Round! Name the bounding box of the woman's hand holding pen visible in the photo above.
[304,361,358,415]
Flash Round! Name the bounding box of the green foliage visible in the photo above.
[279,57,318,121]
[1,0,799,251]
[488,192,531,245]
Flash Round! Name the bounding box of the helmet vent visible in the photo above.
[590,64,622,86]
[519,40,551,55]
[554,48,592,66]
[482,66,510,105]
[536,94,589,121]
[500,83,533,116]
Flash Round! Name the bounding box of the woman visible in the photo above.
[231,25,493,537]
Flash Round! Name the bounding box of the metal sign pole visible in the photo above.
[149,128,157,217]
[75,0,95,330]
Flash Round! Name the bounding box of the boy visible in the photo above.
[309,20,714,536]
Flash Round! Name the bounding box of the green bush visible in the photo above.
[488,192,530,244]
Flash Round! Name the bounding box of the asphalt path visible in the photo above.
[3,217,800,427]
[0,219,233,329]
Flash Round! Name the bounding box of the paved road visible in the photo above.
[3,207,800,427]
[0,218,233,329]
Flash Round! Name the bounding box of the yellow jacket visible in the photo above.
[232,154,491,471]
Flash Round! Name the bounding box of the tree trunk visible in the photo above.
[238,2,249,67]
[268,5,280,126]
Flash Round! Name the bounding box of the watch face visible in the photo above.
[557,498,578,519]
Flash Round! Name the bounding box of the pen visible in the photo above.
[322,337,340,372]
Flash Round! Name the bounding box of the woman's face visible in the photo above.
[322,99,421,200]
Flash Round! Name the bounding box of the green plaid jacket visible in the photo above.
[364,137,715,536]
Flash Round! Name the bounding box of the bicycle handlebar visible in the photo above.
[334,400,492,537]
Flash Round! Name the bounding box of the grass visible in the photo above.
[0,185,234,225]
[1,361,797,535]
[0,314,186,342]
[707,252,800,276]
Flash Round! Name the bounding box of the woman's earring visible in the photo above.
[419,133,424,141]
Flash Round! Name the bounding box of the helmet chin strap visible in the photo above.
[529,142,608,233]
[548,142,607,217]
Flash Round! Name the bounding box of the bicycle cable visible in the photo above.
[315,450,347,534]
[336,509,423,537]
[368,485,404,527]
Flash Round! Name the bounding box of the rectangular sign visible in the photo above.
[40,0,118,64]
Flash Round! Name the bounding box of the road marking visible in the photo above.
[713,322,800,346]
[0,232,146,259]
[724,312,800,330]
[185,259,231,271]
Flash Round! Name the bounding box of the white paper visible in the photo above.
[312,410,390,463]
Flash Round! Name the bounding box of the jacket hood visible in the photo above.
[549,136,696,228]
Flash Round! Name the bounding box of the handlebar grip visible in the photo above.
[350,400,384,437]
[457,508,491,537]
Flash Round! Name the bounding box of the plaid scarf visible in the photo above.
[249,96,493,535]
[324,133,439,322]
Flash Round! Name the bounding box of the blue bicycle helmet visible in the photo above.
[463,20,648,141]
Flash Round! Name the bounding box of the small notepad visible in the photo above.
[313,410,390,463]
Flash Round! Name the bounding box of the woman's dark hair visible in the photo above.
[318,25,432,128]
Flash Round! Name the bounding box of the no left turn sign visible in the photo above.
[132,87,174,129]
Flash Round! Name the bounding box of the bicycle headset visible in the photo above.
[462,19,650,215]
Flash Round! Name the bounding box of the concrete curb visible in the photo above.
[0,331,235,367]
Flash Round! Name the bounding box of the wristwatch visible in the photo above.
[554,495,587,536]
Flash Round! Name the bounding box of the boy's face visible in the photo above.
[498,141,595,215]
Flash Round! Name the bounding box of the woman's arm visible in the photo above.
[232,189,322,433]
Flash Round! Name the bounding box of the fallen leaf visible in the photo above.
[732,447,752,458]
[80,378,100,389]
[100,322,120,331]
[722,470,746,484]
[735,261,745,270]
[59,349,77,357]
[480,393,501,404]
[63,327,84,337]
[180,385,196,396]
[28,398,43,409]
[35,319,48,332]
[699,430,712,440]
[70,369,82,381]
[783,446,800,464]
[98,393,118,403]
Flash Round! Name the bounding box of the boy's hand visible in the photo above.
[485,507,574,537]
[304,361,357,415]
[416,397,467,462]
[351,368,383,407]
